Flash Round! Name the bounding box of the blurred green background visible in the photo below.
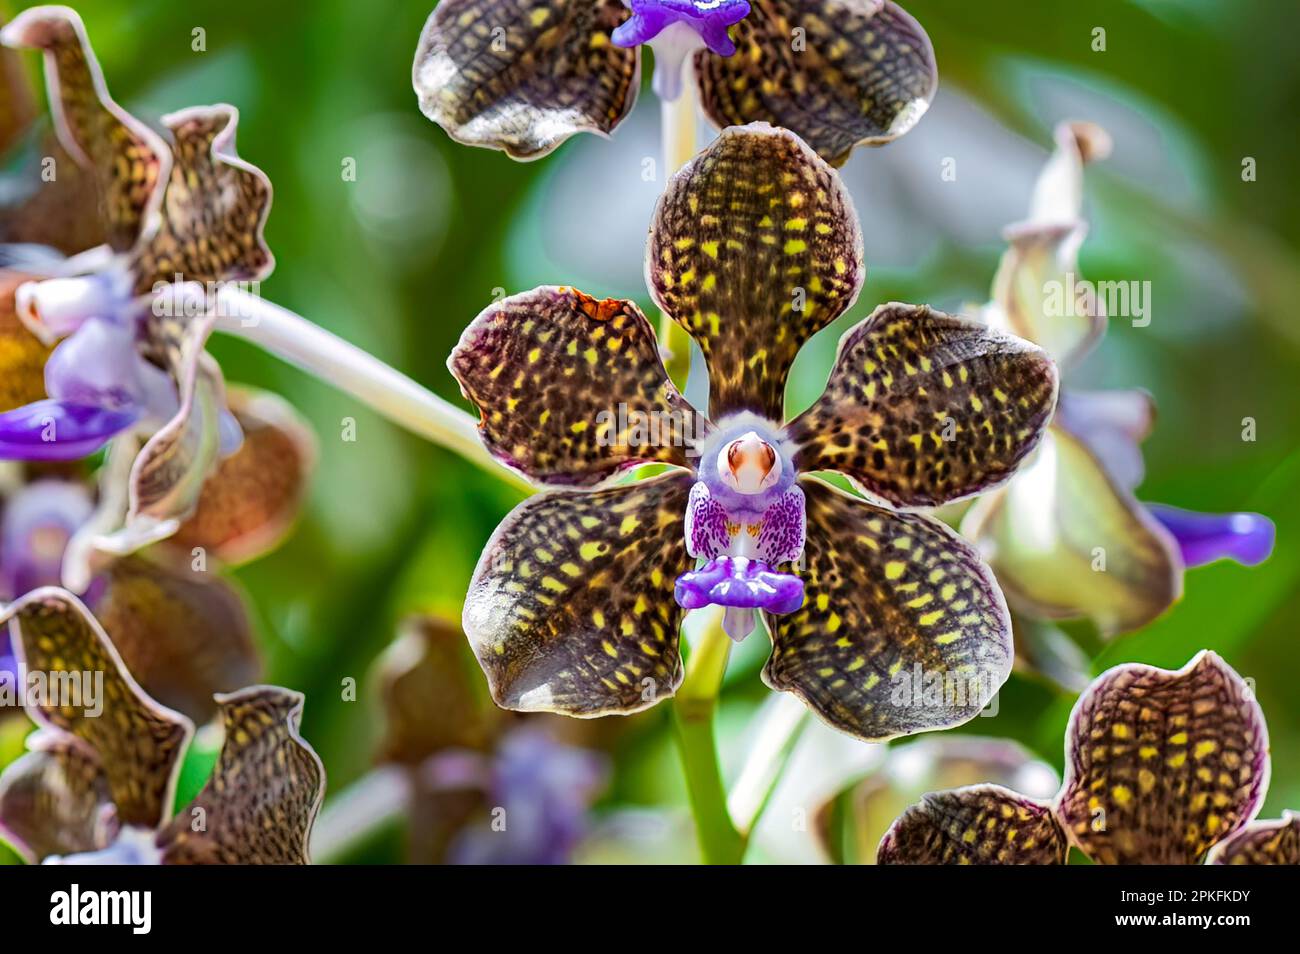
[3,0,1297,863]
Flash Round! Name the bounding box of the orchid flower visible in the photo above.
[962,121,1275,635]
[413,0,936,165]
[448,123,1058,741]
[877,652,1296,865]
[0,587,324,864]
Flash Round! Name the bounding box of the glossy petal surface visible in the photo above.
[877,784,1067,865]
[414,0,639,160]
[463,472,693,716]
[648,123,863,420]
[764,477,1012,741]
[695,0,937,165]
[1057,652,1269,865]
[788,303,1057,508]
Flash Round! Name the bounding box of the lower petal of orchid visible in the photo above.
[961,426,1182,637]
[765,477,1013,742]
[1057,652,1269,865]
[0,730,118,864]
[413,0,639,160]
[156,686,325,864]
[1205,813,1300,865]
[675,556,804,615]
[695,0,937,164]
[877,785,1068,865]
[0,587,193,829]
[0,398,138,461]
[1145,504,1275,569]
[463,473,694,717]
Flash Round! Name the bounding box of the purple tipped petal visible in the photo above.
[0,479,93,596]
[675,556,804,615]
[45,317,175,420]
[0,398,137,460]
[1146,504,1275,568]
[612,0,751,55]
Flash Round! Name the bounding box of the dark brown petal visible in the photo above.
[413,0,639,160]
[157,685,325,864]
[877,785,1067,865]
[648,123,863,420]
[1206,813,1300,865]
[788,302,1058,508]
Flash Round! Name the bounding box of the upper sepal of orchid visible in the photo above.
[156,685,325,864]
[449,285,707,487]
[131,105,274,290]
[694,0,937,165]
[0,586,194,830]
[1057,651,1270,865]
[612,0,751,56]
[413,0,639,160]
[1,5,170,253]
[1205,812,1300,865]
[877,784,1068,865]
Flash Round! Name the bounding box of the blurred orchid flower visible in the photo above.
[0,587,324,864]
[413,0,936,164]
[962,121,1275,635]
[313,615,608,865]
[878,651,1296,865]
[448,123,1058,741]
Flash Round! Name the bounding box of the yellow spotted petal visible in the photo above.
[413,0,639,160]
[788,302,1058,508]
[1057,652,1269,865]
[464,472,693,716]
[1206,813,1300,865]
[695,0,937,165]
[648,123,863,421]
[877,784,1067,865]
[763,476,1012,741]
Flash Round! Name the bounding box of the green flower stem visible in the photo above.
[658,83,697,387]
[673,607,745,864]
[213,288,533,494]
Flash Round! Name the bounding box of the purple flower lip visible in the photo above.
[675,555,804,614]
[1146,504,1276,569]
[612,0,752,57]
[0,399,138,461]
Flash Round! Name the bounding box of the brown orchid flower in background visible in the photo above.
[0,587,324,864]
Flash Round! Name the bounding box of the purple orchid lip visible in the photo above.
[1146,503,1276,569]
[0,399,139,461]
[612,0,752,57]
[675,555,804,614]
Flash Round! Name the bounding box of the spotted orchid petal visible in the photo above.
[764,477,1012,741]
[0,271,53,413]
[0,587,193,829]
[157,686,325,864]
[463,472,693,716]
[695,1,937,166]
[0,397,138,461]
[1206,812,1300,865]
[130,105,274,292]
[649,123,863,421]
[1145,504,1275,570]
[0,139,107,254]
[375,614,497,765]
[0,730,118,863]
[789,303,1058,509]
[88,555,261,724]
[1057,652,1269,865]
[0,20,36,154]
[961,426,1182,636]
[450,286,709,487]
[877,784,1068,865]
[167,387,316,566]
[815,737,1060,865]
[985,121,1112,370]
[413,0,640,161]
[1055,388,1155,491]
[0,6,169,252]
